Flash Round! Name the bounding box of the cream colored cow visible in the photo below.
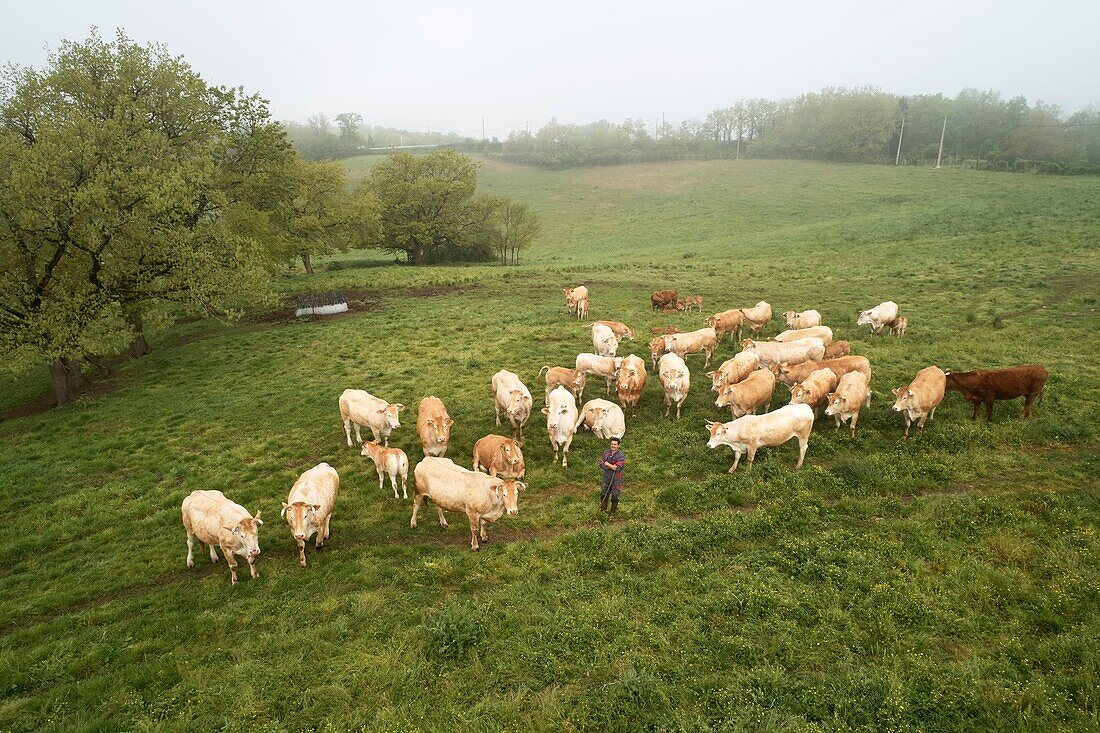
[576,398,627,439]
[892,366,947,439]
[361,441,409,499]
[707,352,761,393]
[492,370,533,439]
[784,309,823,329]
[417,396,453,457]
[658,352,690,419]
[182,490,263,584]
[411,457,525,551]
[715,368,775,418]
[773,325,833,346]
[542,385,580,466]
[705,403,814,472]
[340,389,404,447]
[282,462,341,566]
[825,372,872,436]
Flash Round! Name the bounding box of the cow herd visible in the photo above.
[181,285,1050,582]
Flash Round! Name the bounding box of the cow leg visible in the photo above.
[704,349,712,368]
[495,403,501,426]
[1023,393,1035,418]
[297,538,307,567]
[746,446,759,470]
[344,419,354,447]
[903,414,912,439]
[676,399,683,420]
[247,555,258,579]
[209,544,219,563]
[225,551,239,584]
[354,422,364,445]
[795,436,808,468]
[479,516,489,542]
[918,413,928,435]
[605,377,612,395]
[400,469,409,499]
[562,435,574,467]
[851,412,860,437]
[410,495,423,528]
[467,513,480,551]
[664,395,671,417]
[389,472,400,499]
[185,532,196,568]
[985,400,994,423]
[435,505,449,528]
[376,468,385,493]
[834,415,841,430]
[728,450,743,473]
[971,401,980,420]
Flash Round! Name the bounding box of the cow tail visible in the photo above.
[537,365,549,383]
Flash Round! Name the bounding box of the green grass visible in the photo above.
[1,158,1098,731]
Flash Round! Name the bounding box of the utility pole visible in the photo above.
[935,115,947,169]
[482,117,486,141]
[895,114,905,165]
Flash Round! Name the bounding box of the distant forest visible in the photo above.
[289,88,1100,174]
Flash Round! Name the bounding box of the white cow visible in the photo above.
[784,309,823,330]
[339,389,404,447]
[857,301,899,336]
[411,457,525,551]
[705,403,814,472]
[658,352,691,419]
[591,323,620,357]
[576,398,627,439]
[542,385,580,466]
[282,462,340,567]
[740,338,825,369]
[181,490,263,584]
[492,369,533,439]
[663,327,718,368]
[575,353,624,397]
[773,325,833,346]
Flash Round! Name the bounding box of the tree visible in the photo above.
[366,149,494,264]
[0,30,296,405]
[495,200,542,265]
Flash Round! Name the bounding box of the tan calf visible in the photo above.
[182,490,263,584]
[824,372,871,436]
[789,368,840,413]
[676,295,704,312]
[538,365,586,402]
[472,435,526,479]
[283,463,341,567]
[716,368,775,418]
[706,309,745,343]
[892,366,947,439]
[823,340,851,359]
[889,316,908,337]
[361,440,409,499]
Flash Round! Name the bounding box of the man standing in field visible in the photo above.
[599,438,626,517]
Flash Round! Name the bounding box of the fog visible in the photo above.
[4,0,1098,135]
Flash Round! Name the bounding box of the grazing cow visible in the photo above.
[340,389,405,447]
[417,396,453,457]
[472,434,526,478]
[715,368,776,418]
[651,289,678,309]
[706,309,745,343]
[537,365,586,402]
[411,457,524,551]
[824,372,872,436]
[676,295,704,312]
[739,301,773,335]
[564,286,589,317]
[586,320,636,340]
[784,309,823,330]
[575,353,624,397]
[658,352,691,419]
[361,440,409,499]
[889,316,909,337]
[649,336,669,369]
[857,301,899,336]
[705,403,814,472]
[707,351,761,393]
[788,368,839,413]
[492,370,533,439]
[741,338,826,368]
[616,354,648,417]
[542,385,580,466]
[892,366,947,439]
[591,323,620,357]
[182,490,262,584]
[663,327,718,368]
[650,326,681,336]
[774,355,872,387]
[576,298,590,320]
[773,325,834,346]
[282,463,341,567]
[823,340,852,359]
[944,365,1049,422]
[576,398,627,439]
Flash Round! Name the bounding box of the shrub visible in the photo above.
[422,602,484,659]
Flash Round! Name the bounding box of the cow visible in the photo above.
[741,338,826,369]
[564,286,589,318]
[715,368,775,418]
[360,440,409,499]
[575,353,624,397]
[576,398,627,439]
[411,457,524,552]
[892,366,947,439]
[339,389,404,447]
[282,462,341,567]
[417,396,453,457]
[773,355,872,387]
[492,370,533,439]
[472,435,526,479]
[706,309,745,343]
[784,309,823,330]
[576,298,590,320]
[616,354,648,417]
[944,365,1049,422]
[651,289,678,309]
[823,340,852,359]
[706,352,760,393]
[739,301,773,335]
[649,336,669,369]
[663,327,718,368]
[773,325,834,346]
[889,316,909,338]
[182,490,262,584]
[658,352,690,419]
[788,368,840,414]
[705,403,814,472]
[824,372,872,436]
[676,295,704,312]
[586,320,636,340]
[542,385,579,466]
[591,323,620,357]
[537,365,586,403]
[857,301,899,336]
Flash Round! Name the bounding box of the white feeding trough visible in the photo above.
[295,292,348,317]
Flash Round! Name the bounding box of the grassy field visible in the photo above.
[1,158,1098,731]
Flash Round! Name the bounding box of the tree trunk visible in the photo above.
[48,357,88,406]
[125,310,152,359]
[301,252,314,274]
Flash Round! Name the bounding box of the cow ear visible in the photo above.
[377,409,386,414]
[907,389,914,398]
[253,511,262,522]
[395,404,405,412]
[280,502,290,517]
[445,418,454,426]
[892,387,901,396]
[223,525,235,533]
[705,371,715,378]
[826,392,836,401]
[311,504,322,513]
[541,407,549,414]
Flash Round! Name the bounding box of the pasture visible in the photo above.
[1,158,1098,731]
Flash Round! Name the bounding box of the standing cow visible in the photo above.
[706,309,745,343]
[411,457,524,551]
[182,490,262,584]
[564,286,589,318]
[651,289,678,310]
[740,301,773,336]
[857,301,899,336]
[282,462,341,566]
[340,389,404,447]
[417,396,453,457]
[492,370,533,439]
[542,385,580,466]
[658,352,691,419]
[824,372,872,436]
[616,354,647,417]
[944,365,1048,422]
[705,403,814,472]
[784,309,823,329]
[361,440,410,499]
[892,366,947,438]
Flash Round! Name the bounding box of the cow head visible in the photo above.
[541,399,574,431]
[892,387,916,412]
[790,383,810,404]
[716,384,735,408]
[281,501,321,543]
[224,513,263,557]
[506,390,531,419]
[497,440,524,470]
[360,440,381,458]
[856,310,874,327]
[649,337,666,356]
[740,339,757,351]
[379,403,404,430]
[704,420,729,448]
[705,315,719,330]
[824,392,845,417]
[597,335,620,357]
[783,310,797,327]
[495,478,525,515]
[586,406,606,430]
[423,414,454,445]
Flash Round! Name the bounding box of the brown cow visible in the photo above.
[651,289,677,309]
[472,435,526,478]
[537,365,586,402]
[616,354,648,417]
[417,396,453,457]
[889,316,909,338]
[823,340,851,359]
[676,295,704,312]
[706,309,745,343]
[944,365,1048,422]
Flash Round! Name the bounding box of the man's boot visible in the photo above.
[599,495,609,512]
[608,499,618,518]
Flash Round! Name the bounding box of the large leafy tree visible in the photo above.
[0,30,296,404]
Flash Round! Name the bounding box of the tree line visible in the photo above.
[285,115,468,160]
[497,88,1100,172]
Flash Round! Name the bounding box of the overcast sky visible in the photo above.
[5,1,1098,136]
